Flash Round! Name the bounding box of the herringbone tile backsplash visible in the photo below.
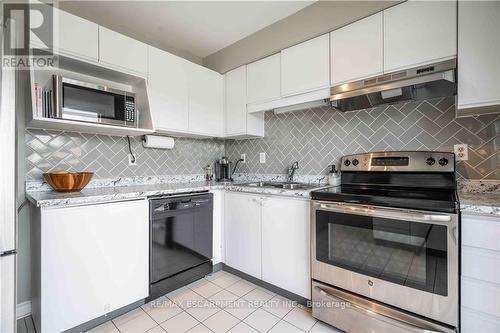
[25,130,224,180]
[25,97,499,181]
[226,97,499,180]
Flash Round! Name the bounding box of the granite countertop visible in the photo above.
[458,181,500,216]
[27,181,327,208]
[458,192,500,216]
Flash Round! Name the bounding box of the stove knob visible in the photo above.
[352,159,359,166]
[344,159,351,167]
[439,158,449,166]
[426,157,435,166]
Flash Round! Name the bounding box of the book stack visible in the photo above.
[34,82,53,118]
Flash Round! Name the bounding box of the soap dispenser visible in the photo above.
[328,165,340,186]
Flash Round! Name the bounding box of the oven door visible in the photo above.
[311,201,458,327]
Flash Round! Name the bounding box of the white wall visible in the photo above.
[203,1,400,73]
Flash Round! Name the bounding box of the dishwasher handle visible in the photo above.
[151,194,212,213]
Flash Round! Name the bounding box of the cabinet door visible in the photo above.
[225,66,247,135]
[211,190,224,264]
[247,54,281,104]
[457,1,500,115]
[384,1,457,72]
[148,47,189,132]
[330,13,383,85]
[261,197,310,298]
[187,64,224,136]
[40,200,149,333]
[99,26,148,75]
[281,34,330,96]
[56,9,99,61]
[224,192,262,278]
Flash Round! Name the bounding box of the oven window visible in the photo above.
[63,83,125,121]
[316,211,448,296]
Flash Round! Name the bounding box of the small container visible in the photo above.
[204,165,213,181]
[328,165,340,186]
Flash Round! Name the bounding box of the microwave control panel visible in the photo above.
[125,96,135,123]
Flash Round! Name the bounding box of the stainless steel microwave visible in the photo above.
[52,75,137,128]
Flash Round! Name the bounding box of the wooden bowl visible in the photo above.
[43,172,94,192]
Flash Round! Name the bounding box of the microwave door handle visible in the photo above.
[52,75,63,118]
[314,286,443,333]
[317,202,452,224]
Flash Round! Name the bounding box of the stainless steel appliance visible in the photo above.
[330,59,456,111]
[52,75,137,127]
[0,36,17,332]
[149,193,213,300]
[215,157,231,182]
[310,151,459,333]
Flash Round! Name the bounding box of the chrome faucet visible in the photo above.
[287,161,299,182]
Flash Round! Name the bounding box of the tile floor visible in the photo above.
[85,270,342,333]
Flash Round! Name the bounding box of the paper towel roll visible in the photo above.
[142,135,175,149]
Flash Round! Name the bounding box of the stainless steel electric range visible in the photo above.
[310,151,459,333]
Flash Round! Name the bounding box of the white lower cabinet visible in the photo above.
[461,213,500,332]
[224,192,310,298]
[32,200,149,333]
[261,197,310,299]
[224,192,262,278]
[211,190,224,264]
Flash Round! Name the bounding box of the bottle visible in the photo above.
[328,165,340,186]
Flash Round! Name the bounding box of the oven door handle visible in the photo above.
[317,202,452,223]
[315,286,445,333]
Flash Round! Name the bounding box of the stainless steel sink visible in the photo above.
[237,181,318,190]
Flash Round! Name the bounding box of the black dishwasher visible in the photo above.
[149,193,213,300]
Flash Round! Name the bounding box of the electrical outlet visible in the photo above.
[128,154,137,166]
[259,152,266,164]
[454,144,468,161]
[241,154,246,163]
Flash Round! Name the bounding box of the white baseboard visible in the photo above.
[16,301,31,319]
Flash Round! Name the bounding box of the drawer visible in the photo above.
[462,246,500,284]
[462,307,500,333]
[461,277,500,317]
[462,214,500,251]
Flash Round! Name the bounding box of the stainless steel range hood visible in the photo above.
[330,59,457,112]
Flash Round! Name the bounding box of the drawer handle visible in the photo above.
[315,286,444,333]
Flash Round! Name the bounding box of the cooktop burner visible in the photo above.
[312,151,459,213]
[311,185,458,213]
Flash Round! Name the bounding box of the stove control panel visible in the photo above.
[341,151,455,173]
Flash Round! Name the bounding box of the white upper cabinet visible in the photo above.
[330,13,383,85]
[148,47,189,133]
[457,1,500,116]
[187,65,224,137]
[384,1,457,72]
[225,66,264,138]
[281,34,330,96]
[99,26,148,75]
[225,66,248,135]
[56,9,99,61]
[246,53,281,104]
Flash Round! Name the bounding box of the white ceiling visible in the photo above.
[59,1,315,60]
